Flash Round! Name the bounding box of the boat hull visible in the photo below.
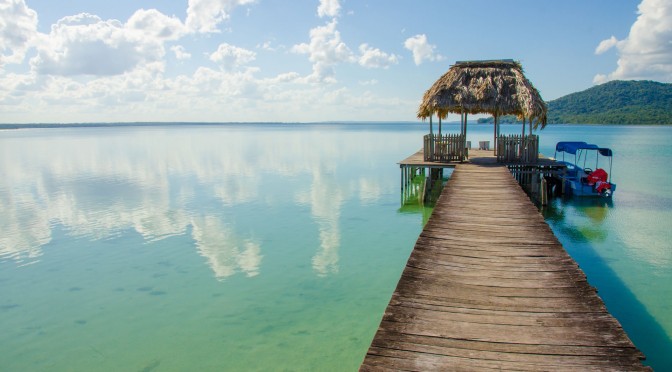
[565,179,616,197]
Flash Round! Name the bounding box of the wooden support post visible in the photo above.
[429,115,433,135]
[562,167,567,195]
[464,112,468,160]
[464,113,468,139]
[493,114,497,154]
[540,176,548,206]
[521,118,526,158]
[531,171,538,200]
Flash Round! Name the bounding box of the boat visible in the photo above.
[554,141,616,197]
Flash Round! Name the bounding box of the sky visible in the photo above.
[1,0,671,123]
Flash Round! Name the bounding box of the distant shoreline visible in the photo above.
[0,121,424,130]
[1,121,669,130]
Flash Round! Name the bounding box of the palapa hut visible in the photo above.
[417,59,547,163]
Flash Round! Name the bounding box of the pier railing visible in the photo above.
[497,134,539,163]
[423,133,467,162]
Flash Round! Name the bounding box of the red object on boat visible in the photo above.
[587,168,608,185]
[587,168,611,194]
[595,181,611,194]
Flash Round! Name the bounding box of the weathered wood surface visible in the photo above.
[398,148,558,167]
[361,164,649,371]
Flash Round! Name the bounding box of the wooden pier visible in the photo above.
[400,148,566,206]
[362,161,649,370]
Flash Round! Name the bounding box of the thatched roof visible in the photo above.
[417,60,547,127]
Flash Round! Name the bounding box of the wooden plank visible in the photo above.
[404,261,587,282]
[403,268,587,285]
[364,346,646,371]
[361,161,649,370]
[389,286,605,313]
[369,338,643,367]
[388,295,604,316]
[386,299,610,320]
[411,244,575,261]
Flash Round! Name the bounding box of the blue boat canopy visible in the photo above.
[597,147,613,157]
[555,141,612,157]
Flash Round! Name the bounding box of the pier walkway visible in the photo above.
[361,162,648,370]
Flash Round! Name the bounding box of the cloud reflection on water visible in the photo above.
[298,170,343,277]
[191,216,262,279]
[0,126,398,278]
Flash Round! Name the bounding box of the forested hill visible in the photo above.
[476,80,672,125]
[547,80,672,124]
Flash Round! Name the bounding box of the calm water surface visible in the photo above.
[537,125,672,368]
[1,123,670,370]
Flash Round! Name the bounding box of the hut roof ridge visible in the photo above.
[453,59,518,67]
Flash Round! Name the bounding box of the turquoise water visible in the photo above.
[537,125,672,368]
[1,123,671,370]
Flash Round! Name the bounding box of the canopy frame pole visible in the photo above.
[464,112,469,160]
[459,109,465,160]
[464,112,468,141]
[493,114,498,154]
[521,117,526,157]
[429,114,434,160]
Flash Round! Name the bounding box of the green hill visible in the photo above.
[547,80,672,124]
[476,80,672,125]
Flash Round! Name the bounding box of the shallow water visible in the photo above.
[537,125,672,368]
[1,123,670,370]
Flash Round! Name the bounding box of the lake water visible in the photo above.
[1,123,670,370]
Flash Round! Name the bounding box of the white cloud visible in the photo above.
[358,79,378,86]
[595,35,619,55]
[403,34,444,65]
[209,43,256,71]
[0,0,38,66]
[126,8,185,40]
[171,45,191,60]
[594,0,672,84]
[185,0,256,33]
[257,40,284,52]
[29,13,166,76]
[175,66,261,99]
[258,41,273,50]
[292,20,354,83]
[358,43,398,69]
[293,1,396,82]
[267,71,301,83]
[0,0,422,123]
[317,0,340,18]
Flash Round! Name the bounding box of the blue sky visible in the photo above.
[1,0,670,123]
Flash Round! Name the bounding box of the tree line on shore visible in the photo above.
[477,80,672,125]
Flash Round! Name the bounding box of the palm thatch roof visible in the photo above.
[417,60,547,128]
